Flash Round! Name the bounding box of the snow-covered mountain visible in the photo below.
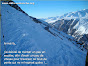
[41,9,88,47]
[1,2,87,66]
[42,9,88,34]
[41,9,88,34]
[41,16,60,23]
[60,9,88,19]
[41,9,88,23]
[50,9,88,42]
[41,9,88,42]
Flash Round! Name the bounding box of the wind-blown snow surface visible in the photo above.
[1,4,87,66]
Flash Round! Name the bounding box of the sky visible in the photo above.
[15,1,88,18]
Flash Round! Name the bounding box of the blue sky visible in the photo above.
[16,1,88,18]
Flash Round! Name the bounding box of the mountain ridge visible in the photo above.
[41,9,88,23]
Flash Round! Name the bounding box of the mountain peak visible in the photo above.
[41,9,88,23]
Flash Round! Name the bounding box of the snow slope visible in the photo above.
[1,4,87,66]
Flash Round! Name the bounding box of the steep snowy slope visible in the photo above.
[1,4,87,66]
